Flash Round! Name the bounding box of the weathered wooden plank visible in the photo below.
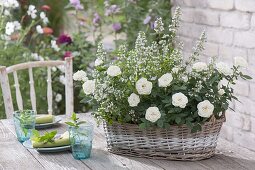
[0,121,44,170]
[29,67,37,111]
[1,119,91,170]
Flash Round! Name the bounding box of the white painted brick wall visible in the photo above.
[172,0,255,151]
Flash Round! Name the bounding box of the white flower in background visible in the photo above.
[72,51,80,57]
[13,21,21,30]
[150,76,157,81]
[172,92,188,108]
[136,78,153,95]
[36,25,43,34]
[218,89,225,96]
[40,12,49,24]
[51,40,60,51]
[216,62,232,76]
[51,67,57,72]
[2,0,19,8]
[27,5,37,19]
[31,53,43,61]
[218,80,227,89]
[197,100,214,118]
[192,62,207,72]
[172,67,179,74]
[94,58,103,66]
[73,70,88,81]
[55,94,62,102]
[145,107,161,123]
[158,73,173,87]
[154,17,164,33]
[82,80,96,95]
[59,75,66,85]
[5,22,15,35]
[234,57,248,68]
[128,93,140,107]
[107,65,121,77]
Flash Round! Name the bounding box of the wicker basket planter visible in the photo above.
[103,116,226,161]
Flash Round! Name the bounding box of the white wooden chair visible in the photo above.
[0,57,74,119]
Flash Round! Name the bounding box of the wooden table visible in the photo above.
[1,113,255,170]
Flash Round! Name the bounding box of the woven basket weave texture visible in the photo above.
[103,116,225,161]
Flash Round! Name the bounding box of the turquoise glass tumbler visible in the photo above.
[69,123,94,160]
[13,110,36,143]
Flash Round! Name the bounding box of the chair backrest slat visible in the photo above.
[29,67,36,111]
[13,71,23,110]
[47,67,53,115]
[65,57,73,116]
[0,66,14,119]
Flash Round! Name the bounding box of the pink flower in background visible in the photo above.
[57,34,72,45]
[93,13,101,26]
[112,23,122,32]
[63,51,72,59]
[69,0,84,10]
[105,4,120,16]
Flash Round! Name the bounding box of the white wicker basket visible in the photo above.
[103,116,225,161]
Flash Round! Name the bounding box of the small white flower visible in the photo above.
[192,62,207,72]
[95,58,103,66]
[216,62,232,76]
[128,93,140,107]
[40,12,49,24]
[145,107,161,123]
[59,75,66,85]
[136,78,153,95]
[5,22,15,35]
[55,94,62,102]
[158,73,173,87]
[51,40,60,52]
[154,17,164,33]
[218,89,225,96]
[172,92,188,108]
[73,70,88,81]
[182,76,188,82]
[36,25,43,34]
[197,100,214,118]
[107,65,121,77]
[234,57,248,68]
[4,10,10,16]
[172,67,179,74]
[27,5,37,19]
[31,53,43,60]
[82,80,96,95]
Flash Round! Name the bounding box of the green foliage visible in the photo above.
[32,129,57,143]
[65,112,86,128]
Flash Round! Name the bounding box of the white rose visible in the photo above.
[216,62,232,76]
[234,57,248,68]
[218,89,225,96]
[95,58,103,66]
[172,92,188,108]
[73,70,88,81]
[197,100,214,118]
[107,65,121,77]
[128,93,140,107]
[136,78,153,95]
[145,107,161,123]
[182,76,188,82]
[158,73,173,87]
[82,80,96,95]
[192,62,207,72]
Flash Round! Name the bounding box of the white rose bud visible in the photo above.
[136,78,153,95]
[234,57,248,68]
[197,100,214,118]
[128,93,140,107]
[172,92,188,108]
[145,107,161,123]
[158,73,173,87]
[82,80,96,95]
[107,65,121,77]
[95,58,103,67]
[218,89,225,96]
